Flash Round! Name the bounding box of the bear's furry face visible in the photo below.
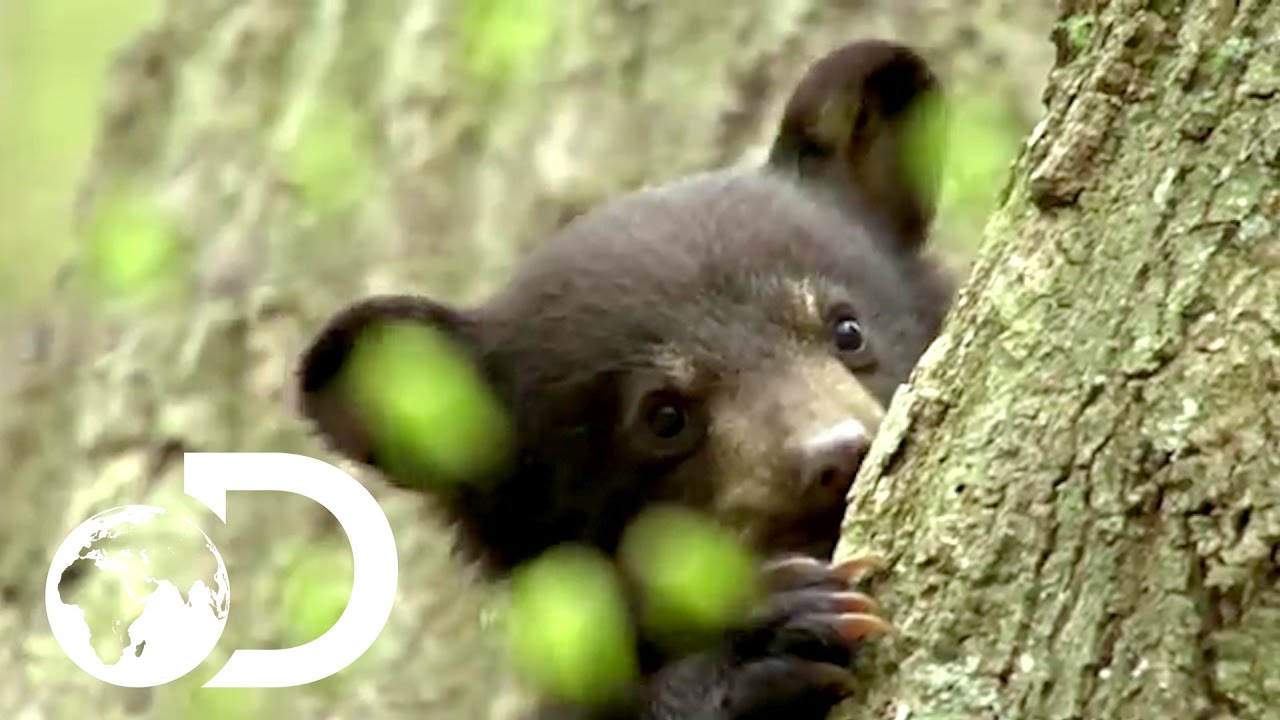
[297,40,954,573]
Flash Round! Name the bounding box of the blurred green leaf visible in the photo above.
[280,544,353,647]
[458,0,559,87]
[82,190,183,304]
[906,90,1022,225]
[188,688,265,720]
[507,545,637,706]
[941,93,1023,216]
[342,320,515,490]
[902,90,951,210]
[176,687,270,720]
[284,98,373,213]
[620,505,759,643]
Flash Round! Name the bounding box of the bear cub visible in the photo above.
[297,39,955,720]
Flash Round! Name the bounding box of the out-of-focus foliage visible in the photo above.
[901,87,1027,263]
[620,506,760,645]
[935,93,1026,231]
[284,97,374,215]
[459,0,561,89]
[83,189,184,306]
[507,544,638,707]
[342,319,515,490]
[0,0,159,321]
[279,540,354,648]
[155,681,278,720]
[507,506,763,703]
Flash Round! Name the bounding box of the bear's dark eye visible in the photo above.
[625,380,706,461]
[646,401,687,439]
[832,316,866,353]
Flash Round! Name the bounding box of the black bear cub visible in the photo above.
[297,39,954,720]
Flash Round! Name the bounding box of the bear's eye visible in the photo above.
[832,316,867,353]
[624,381,706,461]
[646,401,687,439]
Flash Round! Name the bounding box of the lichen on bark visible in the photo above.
[836,1,1280,718]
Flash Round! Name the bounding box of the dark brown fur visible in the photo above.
[297,39,954,720]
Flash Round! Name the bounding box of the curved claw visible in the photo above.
[829,591,880,614]
[832,553,887,582]
[816,612,896,643]
[791,660,859,695]
[761,555,827,578]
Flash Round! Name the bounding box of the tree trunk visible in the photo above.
[836,1,1279,719]
[0,2,1058,719]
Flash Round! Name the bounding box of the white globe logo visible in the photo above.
[45,504,230,688]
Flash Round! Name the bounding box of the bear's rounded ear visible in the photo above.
[295,294,507,491]
[767,39,948,253]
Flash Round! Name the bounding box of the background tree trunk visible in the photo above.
[836,0,1279,718]
[0,1,1058,719]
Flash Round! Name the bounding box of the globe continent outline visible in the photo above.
[44,504,230,688]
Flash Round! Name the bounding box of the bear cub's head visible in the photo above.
[296,40,955,572]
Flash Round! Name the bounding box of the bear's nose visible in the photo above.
[799,420,872,501]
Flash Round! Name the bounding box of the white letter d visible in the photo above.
[183,453,399,688]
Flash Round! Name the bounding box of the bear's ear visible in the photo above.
[767,39,947,252]
[296,294,505,491]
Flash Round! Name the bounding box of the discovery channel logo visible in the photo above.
[45,453,398,689]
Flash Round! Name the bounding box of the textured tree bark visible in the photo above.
[836,1,1279,719]
[0,1,1057,719]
